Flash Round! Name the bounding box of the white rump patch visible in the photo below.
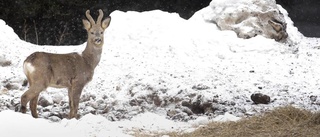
[77,52,83,57]
[23,62,36,74]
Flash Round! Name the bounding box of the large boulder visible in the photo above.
[192,0,288,42]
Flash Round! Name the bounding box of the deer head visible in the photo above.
[82,9,111,47]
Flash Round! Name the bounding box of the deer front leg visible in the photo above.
[68,84,84,119]
[30,93,40,118]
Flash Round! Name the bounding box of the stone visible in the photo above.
[52,93,64,104]
[192,0,288,41]
[48,116,62,122]
[310,95,317,102]
[192,84,210,90]
[38,95,53,107]
[4,83,19,90]
[251,93,271,104]
[0,56,11,67]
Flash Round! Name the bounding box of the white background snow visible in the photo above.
[0,0,320,137]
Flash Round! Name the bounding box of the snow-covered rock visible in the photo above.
[191,0,288,41]
[38,94,54,107]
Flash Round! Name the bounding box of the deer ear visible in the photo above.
[102,16,111,29]
[82,19,91,31]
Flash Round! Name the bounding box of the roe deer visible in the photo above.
[20,9,111,119]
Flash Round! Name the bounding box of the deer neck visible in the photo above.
[82,42,103,69]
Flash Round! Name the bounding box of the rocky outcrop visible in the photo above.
[192,0,288,42]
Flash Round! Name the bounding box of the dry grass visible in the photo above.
[136,106,320,137]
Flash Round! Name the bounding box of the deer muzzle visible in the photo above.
[94,38,102,45]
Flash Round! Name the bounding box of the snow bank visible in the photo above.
[0,109,198,137]
[0,110,87,137]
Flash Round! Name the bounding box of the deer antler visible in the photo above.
[97,9,104,25]
[86,10,95,25]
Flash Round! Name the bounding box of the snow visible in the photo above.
[1,0,320,137]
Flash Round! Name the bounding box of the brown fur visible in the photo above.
[20,9,111,119]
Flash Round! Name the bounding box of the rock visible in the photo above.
[153,95,162,106]
[50,112,68,119]
[51,106,61,113]
[89,99,107,110]
[192,84,210,90]
[310,95,317,102]
[52,93,64,104]
[193,0,288,41]
[167,109,190,121]
[129,99,144,106]
[80,93,96,102]
[38,95,53,107]
[211,104,227,115]
[14,104,21,112]
[10,98,20,106]
[181,100,191,107]
[101,106,113,114]
[251,93,271,104]
[0,56,11,67]
[42,112,52,118]
[4,83,19,90]
[182,98,215,115]
[49,116,61,122]
[107,114,119,121]
[171,112,188,121]
[181,106,193,116]
[22,79,28,87]
[167,109,180,117]
[84,106,96,114]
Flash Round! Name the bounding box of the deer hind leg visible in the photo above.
[29,93,40,118]
[68,83,84,119]
[20,85,46,117]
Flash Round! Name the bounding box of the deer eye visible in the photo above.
[100,32,103,34]
[91,32,94,35]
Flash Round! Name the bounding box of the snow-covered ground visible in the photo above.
[1,0,320,137]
